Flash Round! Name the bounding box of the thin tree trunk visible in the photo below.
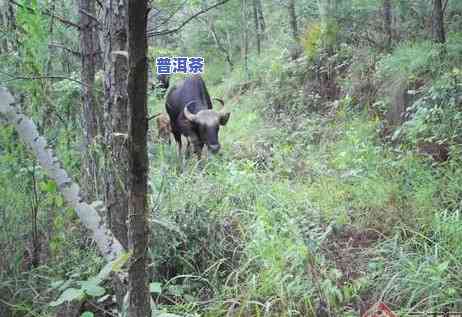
[432,0,445,44]
[383,0,392,50]
[252,0,260,55]
[288,0,298,41]
[43,1,56,259]
[79,0,101,202]
[6,1,17,53]
[208,20,233,69]
[127,0,151,315]
[0,7,7,53]
[46,0,56,74]
[31,165,40,268]
[241,0,248,78]
[256,0,265,35]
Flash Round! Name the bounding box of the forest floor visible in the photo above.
[147,81,409,316]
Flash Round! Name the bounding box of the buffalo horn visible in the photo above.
[183,106,197,122]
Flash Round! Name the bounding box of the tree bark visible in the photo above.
[432,0,446,44]
[383,0,392,50]
[0,5,8,53]
[79,0,102,202]
[103,0,130,308]
[127,0,151,315]
[103,0,129,251]
[288,0,298,41]
[252,0,260,55]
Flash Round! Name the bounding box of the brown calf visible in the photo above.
[148,113,171,143]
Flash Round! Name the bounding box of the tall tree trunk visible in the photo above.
[256,0,265,35]
[288,0,298,41]
[0,6,7,53]
[383,0,392,50]
[241,0,248,78]
[252,0,260,55]
[127,0,151,315]
[432,0,445,44]
[6,1,17,53]
[103,0,129,251]
[46,0,56,74]
[103,0,130,309]
[79,0,101,202]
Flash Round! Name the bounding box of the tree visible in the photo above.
[127,0,151,315]
[288,0,298,41]
[79,0,102,201]
[102,0,130,309]
[241,0,249,77]
[0,88,125,264]
[252,0,261,55]
[103,0,129,250]
[432,0,446,44]
[256,0,265,35]
[383,0,392,50]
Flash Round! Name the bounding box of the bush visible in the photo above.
[402,70,462,147]
[376,41,440,82]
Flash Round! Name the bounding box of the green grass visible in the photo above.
[144,63,462,316]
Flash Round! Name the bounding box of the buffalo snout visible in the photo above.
[208,144,221,154]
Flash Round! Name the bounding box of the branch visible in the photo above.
[0,74,89,88]
[147,0,231,37]
[0,87,125,262]
[78,8,100,26]
[147,0,188,31]
[48,43,81,56]
[442,0,449,13]
[8,0,80,29]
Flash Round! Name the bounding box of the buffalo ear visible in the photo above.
[219,112,230,126]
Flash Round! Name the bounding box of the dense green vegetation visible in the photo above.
[1,0,462,316]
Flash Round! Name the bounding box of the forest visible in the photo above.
[1,0,462,316]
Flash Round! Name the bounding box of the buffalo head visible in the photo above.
[183,98,230,154]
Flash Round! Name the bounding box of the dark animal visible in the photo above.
[165,75,230,157]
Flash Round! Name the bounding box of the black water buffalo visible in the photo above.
[165,75,230,157]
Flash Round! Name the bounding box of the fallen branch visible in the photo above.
[0,87,124,262]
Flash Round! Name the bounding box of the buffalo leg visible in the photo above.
[172,131,182,156]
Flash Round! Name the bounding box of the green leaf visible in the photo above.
[50,280,65,289]
[81,312,94,317]
[437,261,449,273]
[149,282,162,294]
[167,285,184,297]
[95,262,113,283]
[55,195,64,207]
[58,279,73,291]
[49,288,85,307]
[96,251,131,282]
[79,280,106,297]
[112,251,130,272]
